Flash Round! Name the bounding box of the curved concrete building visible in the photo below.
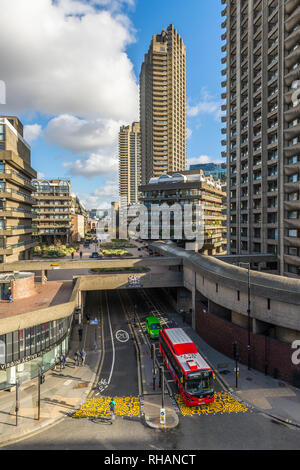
[151,241,300,386]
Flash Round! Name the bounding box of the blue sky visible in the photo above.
[0,0,223,208]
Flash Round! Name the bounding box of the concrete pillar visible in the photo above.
[7,366,16,385]
[41,270,47,284]
[17,363,24,373]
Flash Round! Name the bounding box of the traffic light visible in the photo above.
[39,374,45,385]
[233,341,238,360]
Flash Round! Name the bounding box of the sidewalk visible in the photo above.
[135,323,179,429]
[0,321,101,447]
[167,310,300,427]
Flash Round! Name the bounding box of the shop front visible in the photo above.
[0,315,72,390]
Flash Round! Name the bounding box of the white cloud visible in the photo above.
[188,89,222,121]
[188,155,212,166]
[24,124,43,143]
[45,114,121,153]
[63,152,118,177]
[186,127,192,140]
[0,0,138,120]
[37,171,45,179]
[78,180,118,208]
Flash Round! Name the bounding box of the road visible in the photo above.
[3,287,300,450]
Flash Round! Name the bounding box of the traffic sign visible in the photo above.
[160,408,166,425]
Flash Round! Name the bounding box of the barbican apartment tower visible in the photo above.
[119,122,141,205]
[221,0,300,277]
[140,24,187,185]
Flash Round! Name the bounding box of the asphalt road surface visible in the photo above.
[3,288,300,451]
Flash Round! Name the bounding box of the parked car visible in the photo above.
[145,316,161,340]
[90,252,101,259]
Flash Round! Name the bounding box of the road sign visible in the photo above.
[160,408,166,425]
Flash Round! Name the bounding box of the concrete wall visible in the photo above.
[0,278,80,335]
[77,271,183,291]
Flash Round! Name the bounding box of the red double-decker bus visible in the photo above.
[159,327,215,406]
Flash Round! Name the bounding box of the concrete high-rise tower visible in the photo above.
[221,0,300,277]
[119,122,141,205]
[140,24,187,185]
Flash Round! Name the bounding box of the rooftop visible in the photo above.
[0,280,74,319]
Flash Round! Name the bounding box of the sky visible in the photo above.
[0,0,223,209]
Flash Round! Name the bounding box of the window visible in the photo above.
[288,265,298,275]
[287,247,297,256]
[288,229,297,237]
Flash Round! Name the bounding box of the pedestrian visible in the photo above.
[74,351,79,366]
[80,349,86,366]
[71,252,74,259]
[109,398,116,423]
[60,352,66,370]
[86,313,90,324]
[80,251,83,259]
[8,294,14,303]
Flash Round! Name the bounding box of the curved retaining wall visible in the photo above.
[151,242,300,386]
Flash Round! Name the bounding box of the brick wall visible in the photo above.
[196,301,300,387]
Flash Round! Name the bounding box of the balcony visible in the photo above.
[285,24,300,51]
[0,207,34,218]
[285,0,300,15]
[0,225,34,236]
[0,170,36,191]
[285,45,300,69]
[0,188,35,204]
[285,6,300,33]
[285,62,300,86]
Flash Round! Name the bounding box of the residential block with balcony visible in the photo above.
[139,170,227,255]
[32,179,73,244]
[221,0,300,277]
[0,116,37,263]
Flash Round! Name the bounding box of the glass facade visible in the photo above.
[0,315,72,390]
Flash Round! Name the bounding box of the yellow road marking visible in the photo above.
[175,392,248,415]
[72,397,140,418]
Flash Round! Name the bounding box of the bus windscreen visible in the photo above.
[184,371,213,396]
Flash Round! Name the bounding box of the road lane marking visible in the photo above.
[105,291,115,386]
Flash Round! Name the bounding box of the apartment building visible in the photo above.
[189,163,227,182]
[140,24,187,185]
[33,179,73,244]
[139,170,226,255]
[0,116,37,263]
[119,122,141,205]
[221,0,300,276]
[70,196,87,242]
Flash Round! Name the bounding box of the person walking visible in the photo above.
[80,349,86,366]
[60,352,66,370]
[109,398,116,423]
[74,351,79,367]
